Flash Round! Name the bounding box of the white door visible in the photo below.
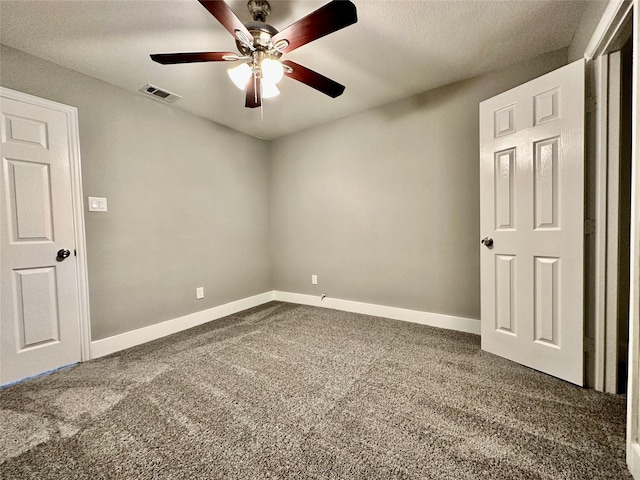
[1,89,82,385]
[479,59,585,386]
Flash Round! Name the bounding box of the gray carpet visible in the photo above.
[0,301,630,479]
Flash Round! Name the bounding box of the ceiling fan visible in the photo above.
[150,0,358,108]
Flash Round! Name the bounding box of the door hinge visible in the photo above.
[585,219,596,235]
[586,97,596,113]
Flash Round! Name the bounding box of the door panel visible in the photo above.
[533,137,559,229]
[495,254,516,333]
[2,113,49,148]
[1,92,81,385]
[480,59,585,385]
[15,267,60,347]
[533,256,559,345]
[5,159,54,241]
[495,149,515,230]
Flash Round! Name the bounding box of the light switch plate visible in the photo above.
[88,196,108,212]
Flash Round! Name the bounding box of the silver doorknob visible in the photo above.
[481,237,494,248]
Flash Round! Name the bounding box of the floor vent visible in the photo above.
[139,84,181,103]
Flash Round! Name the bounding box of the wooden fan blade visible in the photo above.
[150,52,237,64]
[245,74,262,108]
[282,60,345,98]
[271,0,357,54]
[198,0,254,44]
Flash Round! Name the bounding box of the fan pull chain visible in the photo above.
[260,80,264,122]
[254,74,258,104]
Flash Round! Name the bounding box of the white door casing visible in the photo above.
[479,59,585,386]
[0,88,89,385]
[627,1,640,477]
[588,0,634,395]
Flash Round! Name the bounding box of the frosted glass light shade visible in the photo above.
[261,58,284,84]
[261,81,280,99]
[228,63,252,90]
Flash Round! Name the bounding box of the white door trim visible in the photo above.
[605,51,623,393]
[584,0,633,61]
[586,0,633,392]
[626,1,639,478]
[0,87,91,362]
[592,52,609,391]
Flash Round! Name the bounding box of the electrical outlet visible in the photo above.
[312,275,318,285]
[196,287,204,299]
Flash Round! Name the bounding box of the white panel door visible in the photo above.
[1,91,82,385]
[479,60,585,385]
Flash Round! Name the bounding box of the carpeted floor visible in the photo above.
[0,301,631,479]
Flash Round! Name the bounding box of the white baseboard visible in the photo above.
[90,290,480,359]
[273,291,480,335]
[90,291,275,359]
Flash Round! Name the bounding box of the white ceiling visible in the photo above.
[0,0,590,140]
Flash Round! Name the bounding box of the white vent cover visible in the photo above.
[139,84,181,104]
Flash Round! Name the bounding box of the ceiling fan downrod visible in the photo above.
[247,0,271,22]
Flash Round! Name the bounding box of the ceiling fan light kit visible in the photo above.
[228,62,252,89]
[150,0,358,108]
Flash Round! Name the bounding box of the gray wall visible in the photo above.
[568,0,609,62]
[270,49,568,321]
[0,45,271,340]
[0,43,573,341]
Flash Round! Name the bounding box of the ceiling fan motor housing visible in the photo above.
[236,21,281,57]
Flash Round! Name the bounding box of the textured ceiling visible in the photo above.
[0,0,590,140]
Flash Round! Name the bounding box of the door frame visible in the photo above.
[628,1,640,475]
[587,0,640,477]
[584,0,633,392]
[0,86,91,364]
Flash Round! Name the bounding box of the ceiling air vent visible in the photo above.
[139,84,181,104]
